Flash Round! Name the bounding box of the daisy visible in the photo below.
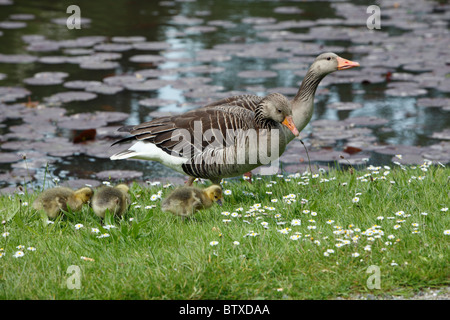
[261,221,269,228]
[231,212,239,218]
[420,212,428,216]
[13,251,25,258]
[74,223,84,230]
[27,247,36,251]
[307,225,316,230]
[2,232,9,238]
[278,228,291,234]
[444,230,450,235]
[16,245,25,250]
[441,207,448,212]
[246,231,259,237]
[290,234,301,240]
[97,233,110,238]
[326,249,335,254]
[388,235,395,239]
[222,219,231,223]
[311,211,318,216]
[221,211,230,216]
[291,219,301,226]
[224,190,232,195]
[150,194,159,201]
[393,225,401,230]
[352,252,360,258]
[233,241,240,246]
[209,241,219,246]
[352,197,360,203]
[326,220,335,224]
[271,199,278,203]
[103,224,116,230]
[395,211,405,216]
[91,228,100,233]
[411,223,419,227]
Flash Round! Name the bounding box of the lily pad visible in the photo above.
[103,74,144,86]
[64,80,103,89]
[132,41,172,51]
[112,36,146,43]
[138,98,178,107]
[129,54,166,64]
[24,71,68,86]
[95,170,143,180]
[79,60,120,70]
[0,54,37,64]
[416,97,450,108]
[94,43,133,52]
[0,21,27,29]
[0,152,21,163]
[9,13,35,20]
[237,70,278,79]
[38,56,69,64]
[45,91,97,104]
[85,84,123,95]
[328,102,363,111]
[0,86,31,102]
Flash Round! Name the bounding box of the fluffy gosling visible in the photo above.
[91,184,130,218]
[161,184,223,218]
[32,186,93,219]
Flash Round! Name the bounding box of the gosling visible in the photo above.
[161,185,223,218]
[91,184,130,218]
[33,186,93,219]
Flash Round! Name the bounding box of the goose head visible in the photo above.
[258,93,300,136]
[204,184,223,206]
[311,52,360,76]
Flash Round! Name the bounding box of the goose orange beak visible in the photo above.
[282,116,299,136]
[336,56,360,70]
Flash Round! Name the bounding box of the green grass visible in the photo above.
[0,163,449,300]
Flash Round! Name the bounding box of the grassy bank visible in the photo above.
[0,162,449,299]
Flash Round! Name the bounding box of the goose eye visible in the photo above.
[277,109,282,113]
[327,57,331,61]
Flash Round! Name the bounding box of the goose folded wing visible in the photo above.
[117,108,256,159]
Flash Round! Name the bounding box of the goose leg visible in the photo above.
[210,178,222,186]
[186,176,195,186]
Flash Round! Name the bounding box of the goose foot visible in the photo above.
[243,171,252,184]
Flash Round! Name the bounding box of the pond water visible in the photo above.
[0,0,449,192]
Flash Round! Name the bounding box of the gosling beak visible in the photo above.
[216,199,223,206]
[336,56,360,70]
[282,116,299,136]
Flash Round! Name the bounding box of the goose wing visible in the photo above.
[114,106,257,159]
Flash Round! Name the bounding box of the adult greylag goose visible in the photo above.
[110,52,359,184]
[111,92,298,184]
[91,184,130,218]
[33,186,93,219]
[161,184,223,219]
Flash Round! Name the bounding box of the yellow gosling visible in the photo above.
[91,184,130,218]
[161,184,223,218]
[32,186,93,219]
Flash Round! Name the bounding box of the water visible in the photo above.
[0,0,449,192]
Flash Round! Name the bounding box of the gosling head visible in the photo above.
[74,187,94,203]
[115,184,130,194]
[258,93,299,136]
[204,185,223,206]
[311,52,360,76]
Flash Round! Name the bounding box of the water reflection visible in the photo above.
[0,0,448,192]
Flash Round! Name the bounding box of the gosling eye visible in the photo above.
[327,57,331,61]
[277,109,282,113]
